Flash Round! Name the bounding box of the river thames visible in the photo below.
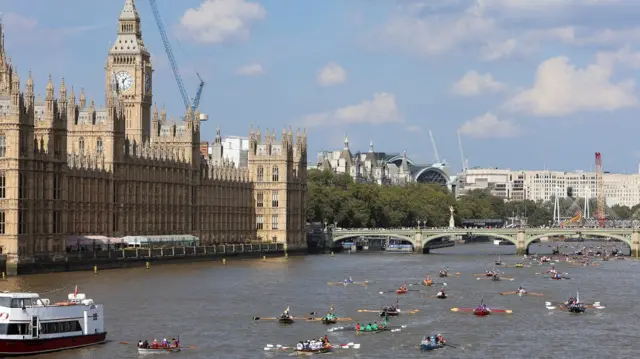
[4,242,640,359]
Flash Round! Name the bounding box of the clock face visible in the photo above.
[145,72,151,93]
[115,71,133,92]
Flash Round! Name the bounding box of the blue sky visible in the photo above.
[3,0,640,173]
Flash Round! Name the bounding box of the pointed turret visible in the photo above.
[59,77,67,101]
[45,74,54,99]
[119,0,140,21]
[79,87,86,108]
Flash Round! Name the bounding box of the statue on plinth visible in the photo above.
[449,206,455,228]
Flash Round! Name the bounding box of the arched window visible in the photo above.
[257,165,264,182]
[78,137,84,153]
[96,138,103,154]
[0,133,5,158]
[272,166,279,182]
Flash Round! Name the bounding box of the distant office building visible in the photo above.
[457,167,640,207]
[204,128,250,168]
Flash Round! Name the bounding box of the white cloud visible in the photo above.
[459,112,521,138]
[380,2,496,56]
[317,63,346,87]
[452,71,505,96]
[236,63,264,76]
[504,56,638,116]
[596,46,640,70]
[300,93,402,127]
[481,39,517,61]
[177,0,266,44]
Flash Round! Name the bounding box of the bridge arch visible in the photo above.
[422,232,518,247]
[332,233,418,248]
[525,232,633,251]
[386,155,416,167]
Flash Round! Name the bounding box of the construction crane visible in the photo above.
[457,130,468,172]
[428,129,440,163]
[595,152,605,227]
[148,0,207,121]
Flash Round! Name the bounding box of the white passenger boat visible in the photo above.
[0,287,106,356]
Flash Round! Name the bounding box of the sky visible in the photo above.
[3,0,640,174]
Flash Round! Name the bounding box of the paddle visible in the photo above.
[305,317,353,322]
[253,311,318,320]
[378,289,420,294]
[490,309,513,314]
[119,342,196,349]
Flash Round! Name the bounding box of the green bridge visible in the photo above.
[330,228,640,256]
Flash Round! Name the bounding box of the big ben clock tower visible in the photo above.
[106,0,152,145]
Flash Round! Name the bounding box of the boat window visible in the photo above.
[7,323,29,335]
[10,298,31,308]
[0,298,11,308]
[40,321,82,334]
[0,324,7,334]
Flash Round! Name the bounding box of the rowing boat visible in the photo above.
[380,308,399,316]
[138,347,181,354]
[294,346,332,355]
[420,342,445,351]
[356,327,391,334]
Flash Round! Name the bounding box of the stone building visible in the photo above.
[0,0,307,274]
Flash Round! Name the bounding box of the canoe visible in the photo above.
[279,317,294,324]
[423,280,433,286]
[138,347,181,354]
[321,317,337,324]
[420,342,445,351]
[396,288,408,294]
[515,264,523,268]
[473,308,491,316]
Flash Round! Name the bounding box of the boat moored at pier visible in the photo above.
[0,288,106,356]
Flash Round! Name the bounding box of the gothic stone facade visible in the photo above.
[0,0,307,273]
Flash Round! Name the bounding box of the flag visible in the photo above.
[74,285,78,297]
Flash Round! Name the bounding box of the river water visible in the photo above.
[3,241,639,359]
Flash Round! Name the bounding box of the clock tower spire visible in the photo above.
[106,0,153,145]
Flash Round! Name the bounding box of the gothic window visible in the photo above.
[97,138,103,154]
[256,191,263,208]
[0,211,4,234]
[18,173,25,199]
[271,215,278,230]
[257,165,264,182]
[0,134,5,158]
[53,174,60,200]
[256,215,264,230]
[78,137,84,153]
[272,191,279,208]
[0,171,5,199]
[272,166,279,182]
[18,210,25,235]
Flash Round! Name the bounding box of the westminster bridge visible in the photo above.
[329,227,640,256]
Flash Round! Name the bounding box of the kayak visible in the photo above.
[420,342,445,351]
[138,347,181,354]
[473,308,491,316]
[436,293,447,299]
[321,317,337,324]
[396,288,408,294]
[279,317,294,324]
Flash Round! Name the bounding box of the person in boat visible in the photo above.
[138,340,143,348]
[364,323,372,331]
[282,306,291,318]
[142,340,149,348]
[152,339,159,349]
[323,335,329,344]
[437,289,446,296]
[355,322,361,331]
[296,342,304,350]
[344,276,353,284]
[371,322,378,331]
[162,338,168,347]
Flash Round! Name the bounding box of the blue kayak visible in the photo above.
[420,342,445,351]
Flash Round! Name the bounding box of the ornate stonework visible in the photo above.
[0,0,307,272]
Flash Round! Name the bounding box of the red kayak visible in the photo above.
[473,308,491,316]
[396,287,408,294]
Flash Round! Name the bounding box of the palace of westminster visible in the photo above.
[0,1,308,270]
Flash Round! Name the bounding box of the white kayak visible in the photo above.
[138,347,181,354]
